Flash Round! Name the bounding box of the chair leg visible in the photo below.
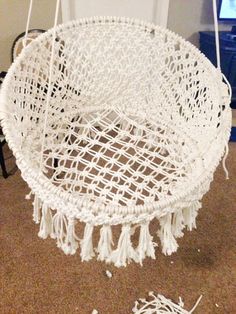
[0,143,8,178]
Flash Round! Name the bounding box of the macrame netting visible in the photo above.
[0,17,231,266]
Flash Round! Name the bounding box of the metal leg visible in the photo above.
[0,141,8,178]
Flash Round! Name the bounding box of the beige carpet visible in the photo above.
[0,143,236,314]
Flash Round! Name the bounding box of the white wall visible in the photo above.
[168,0,231,47]
[61,0,169,27]
[0,0,61,70]
[62,0,154,21]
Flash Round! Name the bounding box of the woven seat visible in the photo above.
[0,17,231,266]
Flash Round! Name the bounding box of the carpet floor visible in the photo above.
[0,143,235,314]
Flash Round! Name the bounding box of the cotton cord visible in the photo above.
[222,143,229,180]
[212,0,231,179]
[39,0,60,170]
[23,0,34,48]
[212,0,221,69]
[222,73,232,100]
[189,295,203,313]
[132,292,203,313]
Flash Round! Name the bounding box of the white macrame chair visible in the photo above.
[0,0,232,267]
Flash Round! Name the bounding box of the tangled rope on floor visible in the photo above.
[132,292,203,314]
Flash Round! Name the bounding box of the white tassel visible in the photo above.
[172,209,185,238]
[132,291,203,314]
[136,222,156,265]
[158,213,178,256]
[61,218,79,255]
[183,201,201,231]
[80,223,95,261]
[38,204,53,239]
[108,224,138,267]
[51,211,67,249]
[33,195,41,224]
[97,225,114,262]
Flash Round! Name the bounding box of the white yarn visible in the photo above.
[23,0,33,48]
[212,0,221,69]
[51,211,67,249]
[39,0,60,171]
[183,202,201,232]
[222,143,229,180]
[158,213,178,256]
[136,222,156,265]
[132,292,203,314]
[97,225,114,262]
[172,209,185,238]
[108,224,138,267]
[80,224,95,261]
[33,195,41,224]
[62,218,79,255]
[38,204,53,239]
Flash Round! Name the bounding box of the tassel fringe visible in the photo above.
[158,213,178,256]
[62,218,79,255]
[97,225,114,262]
[38,204,53,239]
[172,209,185,238]
[136,222,156,265]
[50,211,67,249]
[80,223,95,261]
[33,195,41,224]
[28,199,201,266]
[108,224,138,267]
[183,201,201,231]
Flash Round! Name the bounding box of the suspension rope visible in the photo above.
[39,0,61,170]
[23,0,34,48]
[212,0,221,69]
[212,0,230,180]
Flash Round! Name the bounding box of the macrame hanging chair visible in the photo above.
[0,0,232,267]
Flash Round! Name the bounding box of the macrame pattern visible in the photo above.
[0,17,231,267]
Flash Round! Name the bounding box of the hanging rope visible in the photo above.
[212,0,230,179]
[24,0,61,170]
[39,0,61,170]
[23,0,34,48]
[212,0,221,70]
